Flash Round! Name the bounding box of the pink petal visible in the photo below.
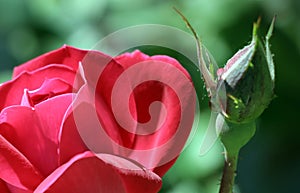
[0,179,10,193]
[0,94,74,176]
[34,152,162,193]
[0,135,43,191]
[58,105,88,165]
[114,50,151,68]
[13,45,88,77]
[94,57,136,148]
[0,65,77,111]
[113,50,195,175]
[6,183,35,193]
[114,50,190,77]
[60,50,195,177]
[28,78,73,105]
[58,53,129,164]
[20,89,34,107]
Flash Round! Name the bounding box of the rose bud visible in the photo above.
[197,18,276,155]
[216,19,275,123]
[175,8,275,154]
[196,17,276,193]
[201,18,275,124]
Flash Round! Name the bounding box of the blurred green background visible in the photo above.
[0,0,299,193]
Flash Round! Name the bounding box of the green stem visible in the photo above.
[218,119,256,193]
[219,151,239,193]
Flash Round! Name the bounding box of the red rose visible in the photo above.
[0,45,195,193]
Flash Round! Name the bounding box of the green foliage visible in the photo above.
[0,71,11,83]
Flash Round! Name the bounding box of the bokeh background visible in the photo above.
[0,0,299,193]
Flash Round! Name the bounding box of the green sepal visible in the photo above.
[217,18,276,123]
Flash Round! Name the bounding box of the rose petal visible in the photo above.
[0,64,77,111]
[113,50,195,175]
[6,183,35,193]
[0,135,43,191]
[152,157,177,177]
[0,179,10,193]
[58,53,129,164]
[34,152,162,193]
[151,55,191,77]
[28,78,73,105]
[97,52,177,150]
[59,92,174,176]
[68,50,195,176]
[94,57,137,148]
[0,94,74,176]
[114,50,190,77]
[20,89,34,107]
[58,104,88,165]
[13,45,89,77]
[58,49,194,177]
[114,50,151,68]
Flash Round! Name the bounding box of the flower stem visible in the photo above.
[218,120,256,193]
[219,151,239,193]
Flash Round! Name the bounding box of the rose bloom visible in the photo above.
[0,45,195,193]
